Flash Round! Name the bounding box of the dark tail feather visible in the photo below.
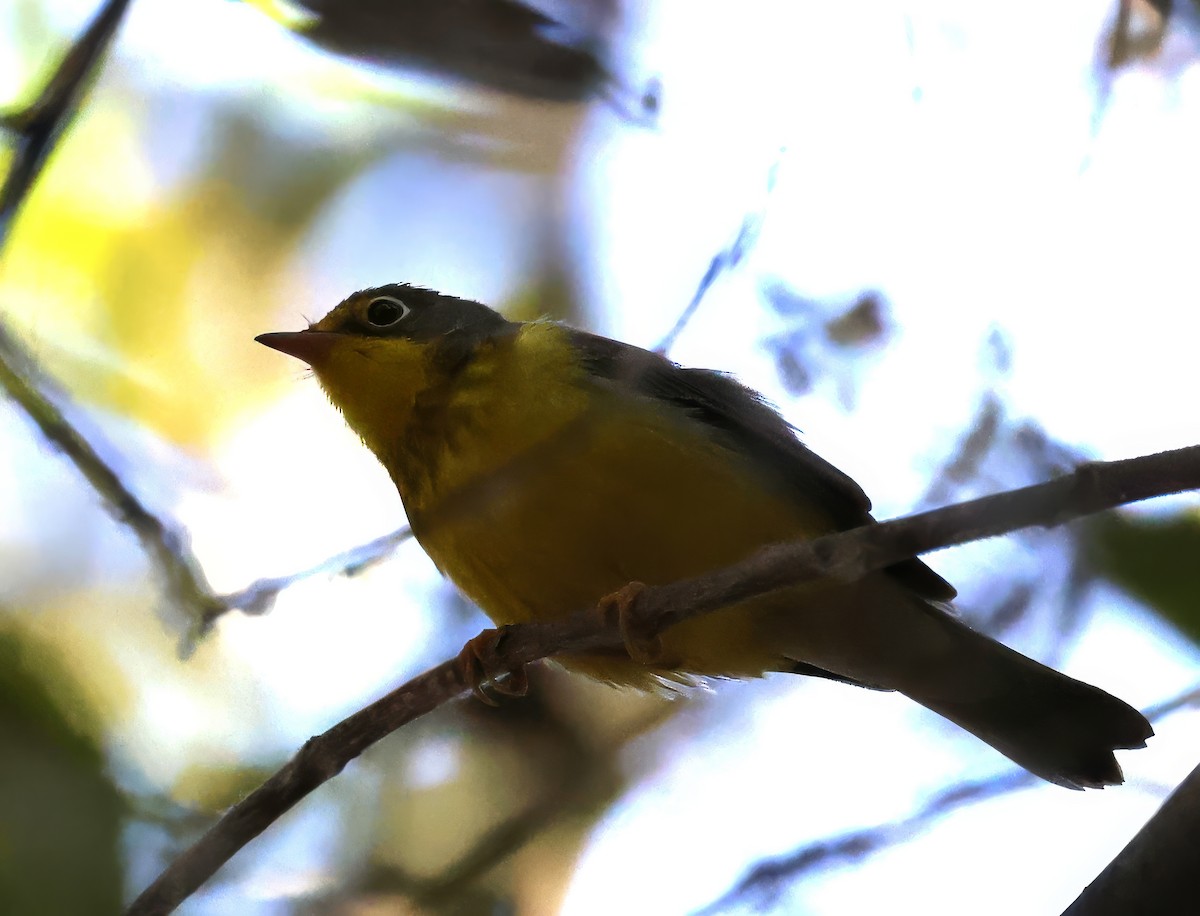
[899,617,1153,789]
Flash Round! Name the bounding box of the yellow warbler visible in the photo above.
[258,284,1151,788]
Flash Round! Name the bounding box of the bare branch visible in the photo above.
[1063,757,1200,915]
[0,0,133,247]
[188,527,415,648]
[0,1,226,629]
[0,324,224,622]
[0,312,412,640]
[624,445,1200,641]
[126,444,1200,915]
[699,770,1040,914]
[700,683,1200,913]
[654,157,780,354]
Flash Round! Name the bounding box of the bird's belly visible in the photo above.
[412,408,834,686]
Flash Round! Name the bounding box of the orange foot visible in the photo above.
[596,581,666,666]
[457,626,529,706]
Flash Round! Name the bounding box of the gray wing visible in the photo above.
[568,329,955,602]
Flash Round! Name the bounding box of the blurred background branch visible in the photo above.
[0,0,130,246]
[0,320,224,621]
[654,156,779,354]
[0,0,231,632]
[702,681,1200,915]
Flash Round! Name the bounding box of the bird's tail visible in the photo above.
[896,614,1152,788]
[778,584,1153,788]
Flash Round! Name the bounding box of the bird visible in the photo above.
[257,283,1152,789]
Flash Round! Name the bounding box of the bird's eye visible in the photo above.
[365,296,410,328]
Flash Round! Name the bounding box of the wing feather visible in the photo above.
[568,329,955,602]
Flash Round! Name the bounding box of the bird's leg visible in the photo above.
[596,581,668,666]
[457,626,529,705]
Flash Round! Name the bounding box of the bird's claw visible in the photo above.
[457,626,529,705]
[596,581,663,665]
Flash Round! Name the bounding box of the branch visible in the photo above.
[700,683,1200,913]
[126,444,1200,915]
[1064,744,1200,914]
[699,770,1039,914]
[0,317,413,645]
[187,526,415,648]
[654,156,780,354]
[0,0,133,247]
[0,324,224,624]
[622,445,1200,640]
[0,1,224,625]
[0,311,412,640]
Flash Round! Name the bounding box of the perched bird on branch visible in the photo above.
[258,284,1152,789]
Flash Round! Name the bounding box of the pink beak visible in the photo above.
[256,330,343,366]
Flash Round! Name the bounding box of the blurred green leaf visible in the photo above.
[1088,512,1200,645]
[0,624,123,916]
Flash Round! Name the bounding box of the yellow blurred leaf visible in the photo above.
[242,0,319,31]
[171,761,277,814]
[2,97,374,444]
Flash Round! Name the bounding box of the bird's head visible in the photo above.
[257,284,511,459]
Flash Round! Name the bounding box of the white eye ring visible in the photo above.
[365,295,411,328]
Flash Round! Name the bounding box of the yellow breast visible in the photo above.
[406,323,834,686]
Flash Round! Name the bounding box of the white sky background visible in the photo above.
[5,0,1200,913]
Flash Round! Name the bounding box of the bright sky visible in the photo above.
[5,1,1200,914]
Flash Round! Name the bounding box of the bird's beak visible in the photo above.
[256,330,343,366]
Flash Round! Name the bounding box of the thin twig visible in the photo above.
[0,310,407,645]
[220,527,413,618]
[698,682,1200,913]
[187,527,415,649]
[0,323,223,621]
[654,156,781,354]
[0,0,223,623]
[698,770,1039,914]
[0,0,133,247]
[126,443,1200,915]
